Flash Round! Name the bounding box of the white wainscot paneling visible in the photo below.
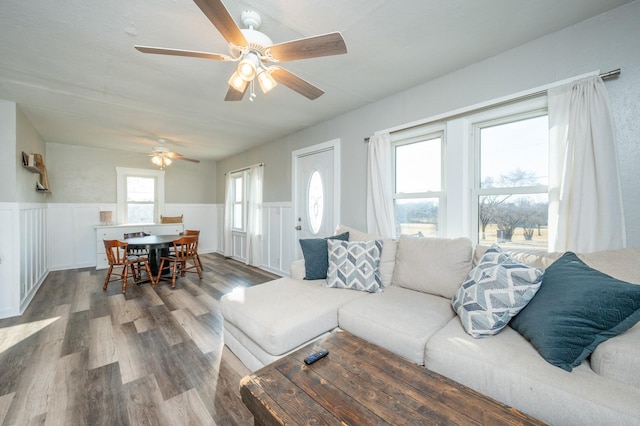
[48,203,217,271]
[164,204,219,254]
[48,203,114,271]
[0,203,19,319]
[19,203,48,313]
[261,202,293,276]
[218,202,291,277]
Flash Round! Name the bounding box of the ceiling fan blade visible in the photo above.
[271,68,324,100]
[224,84,248,101]
[268,32,347,62]
[193,0,247,47]
[134,45,234,61]
[166,152,201,163]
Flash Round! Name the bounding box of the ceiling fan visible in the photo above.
[134,0,347,101]
[150,139,200,169]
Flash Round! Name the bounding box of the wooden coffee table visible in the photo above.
[240,329,546,425]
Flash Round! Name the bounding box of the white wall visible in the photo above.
[0,103,49,319]
[46,143,217,204]
[217,1,640,248]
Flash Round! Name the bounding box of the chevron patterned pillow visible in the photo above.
[452,245,544,338]
[325,240,383,293]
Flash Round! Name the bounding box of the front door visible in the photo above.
[292,140,340,259]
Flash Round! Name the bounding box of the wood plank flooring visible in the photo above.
[0,253,280,425]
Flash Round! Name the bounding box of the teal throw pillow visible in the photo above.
[299,232,349,280]
[510,251,640,371]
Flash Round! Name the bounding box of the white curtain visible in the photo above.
[366,133,396,239]
[223,172,234,257]
[548,75,626,253]
[245,164,263,266]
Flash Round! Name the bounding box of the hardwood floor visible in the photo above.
[0,253,280,425]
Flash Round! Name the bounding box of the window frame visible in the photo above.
[230,170,249,232]
[116,167,165,224]
[391,124,446,237]
[468,98,549,247]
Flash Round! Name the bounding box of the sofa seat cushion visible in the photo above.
[425,318,640,425]
[392,235,473,299]
[591,322,640,389]
[338,286,454,365]
[223,321,330,372]
[220,277,368,356]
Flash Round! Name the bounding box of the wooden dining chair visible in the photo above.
[103,239,155,294]
[179,229,201,266]
[123,231,151,279]
[156,235,203,288]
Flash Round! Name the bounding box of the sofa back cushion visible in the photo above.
[474,245,561,269]
[392,235,473,298]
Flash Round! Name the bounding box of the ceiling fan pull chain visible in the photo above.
[249,79,256,102]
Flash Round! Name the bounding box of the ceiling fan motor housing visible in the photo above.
[241,10,261,30]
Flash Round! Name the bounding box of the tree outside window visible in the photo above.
[475,114,549,249]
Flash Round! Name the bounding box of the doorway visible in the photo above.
[292,139,341,259]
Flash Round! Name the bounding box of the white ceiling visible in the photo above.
[0,0,632,161]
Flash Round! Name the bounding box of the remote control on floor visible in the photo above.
[304,349,329,365]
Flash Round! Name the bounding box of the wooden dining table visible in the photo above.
[125,234,179,276]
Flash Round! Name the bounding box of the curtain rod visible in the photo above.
[364,68,621,142]
[225,162,264,175]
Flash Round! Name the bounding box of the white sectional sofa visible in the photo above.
[221,225,640,425]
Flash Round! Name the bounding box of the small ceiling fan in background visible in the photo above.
[134,0,347,101]
[150,139,200,169]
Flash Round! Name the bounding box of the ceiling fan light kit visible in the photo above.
[151,154,172,168]
[134,0,347,101]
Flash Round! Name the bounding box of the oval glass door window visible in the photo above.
[308,170,324,234]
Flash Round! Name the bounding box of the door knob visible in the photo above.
[295,225,302,231]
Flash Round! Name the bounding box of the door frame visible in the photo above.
[292,139,341,258]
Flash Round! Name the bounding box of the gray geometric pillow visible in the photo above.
[325,240,383,293]
[452,245,544,338]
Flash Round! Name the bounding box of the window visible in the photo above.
[383,95,550,247]
[231,171,248,231]
[472,112,549,249]
[116,167,165,224]
[392,128,444,237]
[307,170,324,234]
[125,176,155,223]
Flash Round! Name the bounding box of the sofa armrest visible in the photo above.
[290,259,306,280]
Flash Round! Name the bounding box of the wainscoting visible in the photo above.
[0,201,296,319]
[0,202,48,319]
[214,202,295,277]
[47,203,220,272]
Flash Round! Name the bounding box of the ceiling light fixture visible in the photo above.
[230,51,277,99]
[257,68,277,93]
[151,154,172,169]
[225,11,277,100]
